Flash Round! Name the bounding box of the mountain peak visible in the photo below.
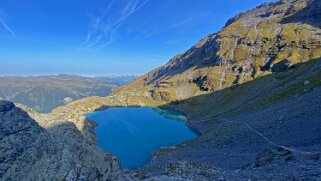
[113,0,321,106]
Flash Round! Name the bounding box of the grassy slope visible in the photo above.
[113,0,321,107]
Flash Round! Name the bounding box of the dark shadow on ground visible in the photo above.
[140,58,321,172]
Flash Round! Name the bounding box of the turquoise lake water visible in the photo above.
[86,107,199,169]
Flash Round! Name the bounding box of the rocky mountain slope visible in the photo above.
[49,58,321,180]
[114,0,321,105]
[0,100,123,180]
[1,0,321,180]
[0,75,135,113]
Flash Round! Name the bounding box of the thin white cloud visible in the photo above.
[142,12,212,40]
[166,40,182,45]
[0,9,16,38]
[106,1,115,12]
[170,17,195,29]
[82,0,150,49]
[170,12,212,30]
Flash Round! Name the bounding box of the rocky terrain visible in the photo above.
[114,0,321,105]
[0,74,136,113]
[1,0,321,180]
[0,100,123,180]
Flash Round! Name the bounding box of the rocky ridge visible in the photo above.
[0,101,123,180]
[114,0,320,104]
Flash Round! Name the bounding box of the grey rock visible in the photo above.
[0,100,14,112]
[271,59,292,72]
[0,101,122,181]
[304,80,311,86]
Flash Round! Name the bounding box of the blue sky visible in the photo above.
[0,0,276,76]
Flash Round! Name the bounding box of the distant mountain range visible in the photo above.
[0,74,136,113]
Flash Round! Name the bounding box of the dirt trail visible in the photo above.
[226,119,321,156]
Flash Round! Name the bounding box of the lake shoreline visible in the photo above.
[85,106,200,169]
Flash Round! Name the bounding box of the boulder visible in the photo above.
[271,59,292,72]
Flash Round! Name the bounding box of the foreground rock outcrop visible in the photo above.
[0,101,122,180]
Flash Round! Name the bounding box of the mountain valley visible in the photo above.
[0,75,136,113]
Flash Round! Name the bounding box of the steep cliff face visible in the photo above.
[115,0,321,104]
[0,101,122,180]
